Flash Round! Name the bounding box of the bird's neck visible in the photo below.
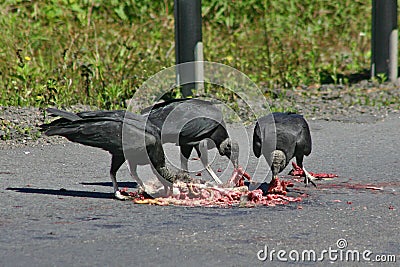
[156,166,175,183]
[217,138,228,155]
[156,166,191,184]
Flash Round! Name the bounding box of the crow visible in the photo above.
[253,112,316,186]
[141,98,239,184]
[40,108,186,200]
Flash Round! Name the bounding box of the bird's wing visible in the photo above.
[179,117,221,144]
[43,113,156,152]
[43,117,123,153]
[252,121,262,158]
[292,115,312,156]
[274,113,311,157]
[143,98,224,143]
[252,112,312,165]
[255,113,298,160]
[143,98,222,120]
[45,108,135,127]
[253,114,279,156]
[72,110,155,134]
[140,98,192,115]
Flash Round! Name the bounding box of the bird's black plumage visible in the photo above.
[253,112,312,182]
[40,108,181,199]
[141,99,224,143]
[141,98,239,183]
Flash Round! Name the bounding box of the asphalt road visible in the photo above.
[1,114,399,266]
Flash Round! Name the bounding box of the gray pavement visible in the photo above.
[1,114,400,266]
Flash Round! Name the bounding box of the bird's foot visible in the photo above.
[136,186,147,195]
[290,162,338,179]
[303,168,317,187]
[289,162,305,176]
[114,190,134,200]
[115,187,153,200]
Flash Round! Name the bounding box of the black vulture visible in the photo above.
[40,108,185,200]
[141,98,239,184]
[253,112,316,186]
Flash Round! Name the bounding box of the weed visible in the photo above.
[0,1,378,109]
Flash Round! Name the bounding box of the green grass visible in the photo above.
[0,0,381,109]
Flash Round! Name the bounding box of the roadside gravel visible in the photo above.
[1,81,398,149]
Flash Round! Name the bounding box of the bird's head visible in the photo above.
[271,150,286,175]
[219,138,239,168]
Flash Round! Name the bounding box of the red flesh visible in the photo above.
[290,162,338,178]
[267,177,294,195]
[131,167,304,207]
[226,166,252,187]
[132,180,302,207]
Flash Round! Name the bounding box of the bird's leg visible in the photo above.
[126,161,146,192]
[150,165,173,197]
[302,167,317,187]
[196,141,222,184]
[130,170,146,192]
[109,171,122,198]
[180,145,192,172]
[295,156,317,187]
[110,155,132,200]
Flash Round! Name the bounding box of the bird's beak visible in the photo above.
[230,142,240,168]
[230,157,239,169]
[230,146,239,169]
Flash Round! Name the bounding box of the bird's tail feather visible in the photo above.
[41,108,82,136]
[46,108,81,121]
[41,124,80,137]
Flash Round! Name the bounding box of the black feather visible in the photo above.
[141,98,239,174]
[40,108,177,195]
[253,112,312,174]
[142,98,228,149]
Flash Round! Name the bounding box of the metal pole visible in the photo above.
[174,0,203,97]
[371,0,398,82]
[194,42,204,94]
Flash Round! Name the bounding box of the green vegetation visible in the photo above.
[0,1,381,109]
[0,118,39,141]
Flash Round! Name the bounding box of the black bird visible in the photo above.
[253,112,316,186]
[141,98,239,184]
[40,108,184,200]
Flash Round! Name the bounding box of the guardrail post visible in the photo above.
[174,0,203,97]
[371,0,398,82]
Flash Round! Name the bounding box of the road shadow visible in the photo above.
[6,181,140,199]
[6,187,113,199]
[7,180,308,201]
[81,181,138,188]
